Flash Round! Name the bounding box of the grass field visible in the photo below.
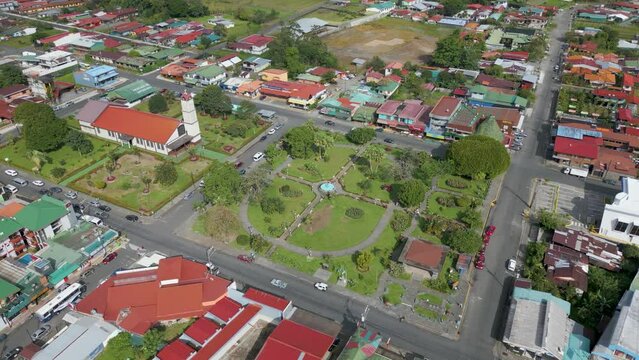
[305,6,365,24]
[341,160,392,202]
[437,175,489,198]
[202,0,324,21]
[427,192,467,220]
[73,153,210,213]
[285,147,355,182]
[573,20,639,40]
[417,292,443,306]
[415,305,441,320]
[324,17,453,65]
[0,136,116,182]
[287,195,385,251]
[383,283,404,305]
[268,247,323,274]
[247,177,315,237]
[0,28,61,48]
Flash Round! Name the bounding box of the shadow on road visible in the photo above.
[490,275,515,342]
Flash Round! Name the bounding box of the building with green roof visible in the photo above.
[184,65,226,86]
[0,259,48,320]
[296,73,322,84]
[147,48,184,61]
[352,106,378,123]
[114,56,155,72]
[135,45,159,57]
[469,85,528,109]
[106,80,157,106]
[0,278,19,302]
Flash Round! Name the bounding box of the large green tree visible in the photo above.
[65,130,94,155]
[0,64,27,88]
[447,135,510,179]
[362,144,386,173]
[346,128,376,145]
[195,85,232,117]
[14,103,68,152]
[266,27,337,76]
[154,161,178,186]
[148,93,168,114]
[476,117,504,142]
[202,160,243,205]
[236,100,257,120]
[442,229,482,254]
[283,123,317,159]
[442,0,465,16]
[431,31,484,70]
[396,179,427,208]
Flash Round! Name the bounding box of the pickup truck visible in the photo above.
[562,167,588,178]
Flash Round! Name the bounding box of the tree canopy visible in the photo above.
[447,135,510,179]
[442,228,482,254]
[365,56,386,72]
[148,93,168,114]
[154,161,178,186]
[14,103,68,152]
[65,130,94,155]
[431,31,484,70]
[195,85,232,117]
[442,0,465,16]
[202,160,243,205]
[396,179,427,208]
[283,122,317,159]
[0,64,27,88]
[346,128,376,145]
[475,117,504,142]
[266,26,337,76]
[93,0,209,21]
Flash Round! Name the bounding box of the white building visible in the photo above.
[22,50,78,98]
[32,313,120,360]
[76,92,201,155]
[599,177,639,244]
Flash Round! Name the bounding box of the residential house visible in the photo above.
[91,50,125,65]
[544,244,589,294]
[318,98,359,120]
[0,84,31,103]
[365,1,396,13]
[73,65,119,89]
[502,285,591,359]
[591,275,639,360]
[77,93,200,155]
[468,84,528,108]
[160,58,204,81]
[184,65,226,86]
[0,0,18,11]
[228,34,274,55]
[104,80,157,107]
[600,177,639,244]
[111,21,143,36]
[376,99,429,134]
[445,104,484,137]
[552,228,623,271]
[114,56,154,72]
[241,57,271,75]
[398,238,448,279]
[427,96,462,138]
[296,73,323,84]
[475,73,519,90]
[32,315,120,360]
[236,80,263,98]
[0,196,77,259]
[255,320,335,359]
[216,53,242,69]
[22,50,78,98]
[260,69,288,82]
[259,80,327,109]
[477,106,523,132]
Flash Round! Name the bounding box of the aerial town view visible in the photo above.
[0,0,637,359]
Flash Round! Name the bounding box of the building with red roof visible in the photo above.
[156,340,196,360]
[552,228,623,272]
[376,99,429,133]
[255,320,335,360]
[112,21,143,35]
[228,34,274,55]
[182,317,220,346]
[259,80,327,108]
[77,93,201,155]
[399,238,448,279]
[75,17,101,29]
[428,96,463,137]
[74,257,229,334]
[501,51,529,61]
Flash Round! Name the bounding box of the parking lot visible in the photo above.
[532,178,616,226]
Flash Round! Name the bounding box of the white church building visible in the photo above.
[76,91,201,155]
[599,177,639,244]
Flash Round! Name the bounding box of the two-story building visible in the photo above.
[426,96,462,139]
[259,80,327,109]
[228,34,274,55]
[73,65,119,89]
[600,177,639,244]
[376,100,429,134]
[183,65,226,86]
[22,50,78,98]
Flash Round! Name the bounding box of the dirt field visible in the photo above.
[304,205,333,233]
[323,18,453,65]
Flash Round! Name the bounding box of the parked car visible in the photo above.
[4,169,17,177]
[32,180,44,187]
[65,191,78,199]
[95,211,109,219]
[125,215,139,222]
[237,254,254,263]
[253,152,265,162]
[274,124,283,130]
[3,347,22,360]
[314,282,328,291]
[271,279,287,289]
[198,179,205,187]
[475,261,485,270]
[4,185,17,194]
[50,187,63,193]
[102,252,118,264]
[80,268,96,278]
[38,189,52,196]
[89,200,101,207]
[267,128,276,135]
[324,120,335,126]
[31,325,51,341]
[383,138,394,144]
[507,259,517,272]
[97,205,111,212]
[238,169,246,175]
[234,161,243,169]
[485,225,495,237]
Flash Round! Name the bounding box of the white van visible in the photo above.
[253,152,265,162]
[81,215,103,226]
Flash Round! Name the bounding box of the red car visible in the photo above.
[483,234,491,245]
[102,252,118,264]
[475,261,485,270]
[485,225,496,237]
[237,255,254,263]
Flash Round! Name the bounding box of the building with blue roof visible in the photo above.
[556,125,602,140]
[73,65,119,88]
[503,285,590,360]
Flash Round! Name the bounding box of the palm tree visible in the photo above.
[313,132,334,160]
[362,144,385,174]
[141,176,152,194]
[105,162,117,181]
[110,153,120,168]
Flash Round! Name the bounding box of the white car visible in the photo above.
[253,152,265,162]
[4,169,17,177]
[32,180,45,187]
[267,128,276,135]
[507,259,517,272]
[314,282,328,291]
[198,180,205,187]
[5,184,17,194]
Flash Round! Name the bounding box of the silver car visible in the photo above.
[31,324,51,341]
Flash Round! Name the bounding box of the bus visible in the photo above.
[36,283,85,322]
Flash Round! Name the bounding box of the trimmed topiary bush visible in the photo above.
[445,177,468,189]
[236,234,250,246]
[345,207,364,219]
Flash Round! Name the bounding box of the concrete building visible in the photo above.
[183,65,226,86]
[228,34,274,55]
[599,177,639,244]
[73,65,119,89]
[104,80,157,107]
[398,238,448,280]
[22,50,78,98]
[77,92,200,155]
[32,313,120,360]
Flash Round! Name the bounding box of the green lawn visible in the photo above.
[162,320,194,341]
[422,90,448,106]
[268,247,323,274]
[427,192,466,220]
[203,0,324,20]
[247,177,315,237]
[288,195,385,251]
[437,175,489,198]
[329,225,399,295]
[72,153,210,213]
[193,204,248,248]
[0,29,61,48]
[573,20,639,40]
[410,226,442,245]
[55,72,76,84]
[341,161,392,202]
[382,283,404,305]
[415,305,441,320]
[306,7,364,24]
[285,147,355,182]
[0,137,116,182]
[417,292,443,306]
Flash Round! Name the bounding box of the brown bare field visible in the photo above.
[304,205,333,234]
[323,18,453,65]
